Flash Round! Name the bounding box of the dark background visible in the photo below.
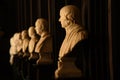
[0,0,17,80]
[0,0,119,80]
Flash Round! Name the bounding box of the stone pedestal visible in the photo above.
[55,57,82,79]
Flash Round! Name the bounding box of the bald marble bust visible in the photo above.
[34,18,53,65]
[28,26,39,61]
[55,5,88,79]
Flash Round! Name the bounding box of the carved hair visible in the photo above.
[60,5,81,24]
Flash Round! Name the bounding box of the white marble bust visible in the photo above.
[21,30,30,58]
[55,5,88,79]
[28,26,39,60]
[9,32,22,65]
[34,18,53,65]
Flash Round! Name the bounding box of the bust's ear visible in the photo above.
[66,14,75,24]
[66,13,74,21]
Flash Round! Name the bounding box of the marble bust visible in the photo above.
[34,18,53,65]
[21,30,30,58]
[28,26,39,61]
[55,5,87,79]
[9,32,22,65]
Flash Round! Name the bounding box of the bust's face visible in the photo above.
[59,10,69,28]
[28,27,35,37]
[21,30,28,39]
[35,21,42,35]
[14,33,21,40]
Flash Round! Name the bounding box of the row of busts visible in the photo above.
[9,5,88,79]
[9,18,53,65]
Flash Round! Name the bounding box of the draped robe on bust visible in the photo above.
[59,24,87,60]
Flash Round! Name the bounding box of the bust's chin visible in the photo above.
[61,25,65,28]
[60,23,66,28]
[61,25,68,29]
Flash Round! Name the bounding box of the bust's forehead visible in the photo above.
[28,27,35,35]
[29,26,34,31]
[36,18,47,24]
[60,6,69,16]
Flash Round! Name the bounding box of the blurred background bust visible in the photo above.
[28,26,39,61]
[34,18,53,65]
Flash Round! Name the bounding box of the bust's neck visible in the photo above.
[65,24,80,34]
